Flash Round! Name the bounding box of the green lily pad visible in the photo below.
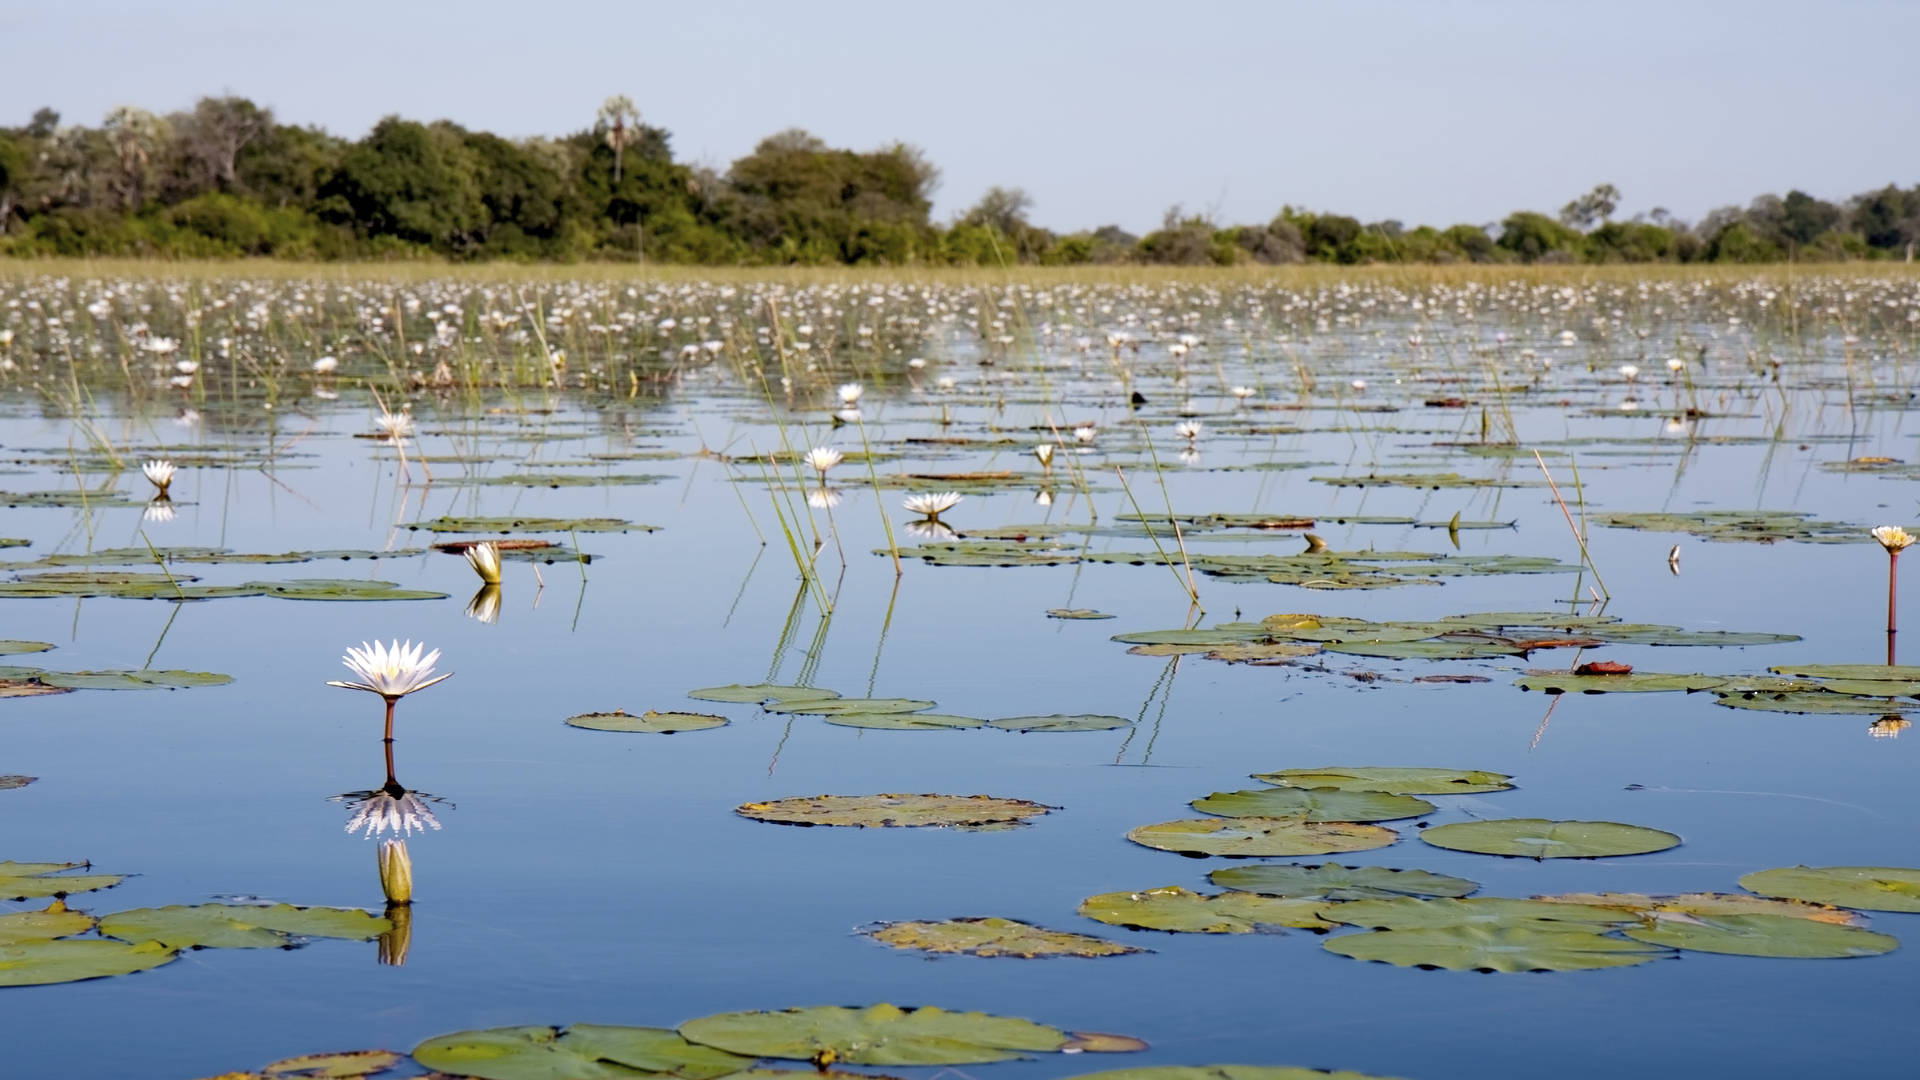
[1768,664,1920,681]
[32,669,233,690]
[407,516,651,534]
[1514,672,1726,694]
[413,1024,752,1080]
[988,714,1133,732]
[0,939,177,986]
[260,1049,406,1078]
[565,710,728,734]
[1420,819,1680,859]
[864,917,1144,957]
[764,698,935,716]
[0,775,33,790]
[1048,609,1116,620]
[1319,897,1635,931]
[688,684,841,705]
[252,579,449,602]
[1057,1067,1406,1080]
[98,903,390,949]
[1323,640,1528,660]
[736,794,1054,828]
[825,713,985,731]
[0,901,95,944]
[1111,629,1266,647]
[1738,866,1920,913]
[1126,818,1397,858]
[1191,788,1435,823]
[0,641,54,655]
[0,861,124,899]
[1210,862,1477,901]
[1586,627,1800,647]
[1532,891,1862,925]
[1325,923,1670,972]
[677,1004,1088,1066]
[1713,691,1908,715]
[1622,912,1898,958]
[1252,767,1513,795]
[1077,886,1335,933]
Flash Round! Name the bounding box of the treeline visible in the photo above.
[1,97,1916,265]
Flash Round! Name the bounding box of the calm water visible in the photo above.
[1,272,1917,1079]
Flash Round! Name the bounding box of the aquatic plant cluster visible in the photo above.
[3,263,1920,1080]
[2,99,1917,263]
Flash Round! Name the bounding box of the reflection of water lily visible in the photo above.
[1035,488,1053,506]
[465,584,501,624]
[379,902,411,966]
[1179,448,1203,467]
[1870,715,1910,738]
[904,520,956,541]
[143,496,175,524]
[337,787,446,838]
[375,408,414,443]
[807,487,842,509]
[463,541,502,584]
[902,491,961,521]
[141,459,176,494]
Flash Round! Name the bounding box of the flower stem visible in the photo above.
[383,696,397,743]
[1889,552,1901,640]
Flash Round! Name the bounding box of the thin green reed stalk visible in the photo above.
[852,414,901,576]
[1113,466,1200,605]
[1533,450,1609,600]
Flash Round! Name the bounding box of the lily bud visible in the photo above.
[378,839,413,905]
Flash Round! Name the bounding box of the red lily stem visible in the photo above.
[383,696,397,743]
[384,736,398,789]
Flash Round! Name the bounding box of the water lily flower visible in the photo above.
[141,459,176,494]
[1350,379,1367,391]
[463,541,502,585]
[1666,357,1685,373]
[313,356,338,374]
[838,382,864,405]
[1230,385,1255,400]
[1175,420,1202,444]
[378,839,413,905]
[1873,526,1913,554]
[1034,443,1055,468]
[376,409,413,442]
[1874,526,1914,637]
[1619,364,1640,382]
[903,491,962,521]
[804,446,843,478]
[328,639,452,741]
[1073,425,1097,444]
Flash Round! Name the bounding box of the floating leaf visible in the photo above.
[98,903,390,949]
[1048,609,1115,620]
[1191,788,1435,823]
[864,917,1143,957]
[252,579,449,602]
[0,680,70,698]
[1058,1067,1406,1080]
[1514,672,1726,694]
[678,1004,1091,1066]
[1210,863,1477,901]
[261,1049,405,1078]
[1420,819,1680,859]
[0,641,54,655]
[825,713,985,731]
[1768,663,1920,681]
[1252,767,1513,795]
[1319,897,1634,931]
[989,713,1133,732]
[1532,891,1861,926]
[413,1024,752,1080]
[0,775,33,790]
[30,668,233,690]
[1714,691,1905,715]
[1126,818,1396,858]
[1078,886,1334,933]
[565,710,728,734]
[407,515,651,534]
[0,939,177,986]
[0,861,123,899]
[1737,866,1920,913]
[0,901,95,944]
[1325,924,1669,972]
[737,794,1054,828]
[1622,912,1897,958]
[764,698,935,716]
[688,684,840,705]
[1324,640,1528,660]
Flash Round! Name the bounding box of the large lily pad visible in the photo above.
[565,710,728,734]
[1209,863,1478,901]
[989,714,1133,732]
[1323,640,1527,661]
[1622,912,1898,958]
[0,641,54,655]
[1768,663,1920,681]
[1737,866,1920,913]
[1714,691,1907,715]
[407,516,651,534]
[1514,672,1726,694]
[412,1024,752,1080]
[677,1004,1090,1066]
[1252,767,1513,795]
[825,713,985,731]
[0,939,177,986]
[1078,886,1335,933]
[1319,897,1634,931]
[98,903,391,949]
[252,579,450,602]
[1126,818,1396,858]
[1534,892,1861,926]
[1325,924,1670,972]
[688,684,840,705]
[737,794,1054,828]
[260,1050,405,1078]
[0,775,33,790]
[1191,788,1435,823]
[25,668,233,690]
[864,917,1143,957]
[1420,819,1680,859]
[0,901,96,943]
[0,861,124,899]
[764,698,935,716]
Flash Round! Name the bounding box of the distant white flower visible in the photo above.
[1558,330,1577,345]
[376,409,414,442]
[903,491,962,520]
[1073,425,1097,444]
[838,382,864,405]
[907,358,926,369]
[1619,364,1640,382]
[1034,488,1053,506]
[1174,420,1202,443]
[147,337,178,355]
[936,376,956,392]
[1168,342,1189,359]
[1229,385,1255,400]
[313,356,339,374]
[1873,526,1915,554]
[1665,357,1685,373]
[1033,443,1055,467]
[462,541,502,585]
[1619,399,1639,411]
[174,360,198,376]
[1350,379,1367,391]
[169,374,194,389]
[141,459,176,493]
[327,640,452,701]
[804,447,843,477]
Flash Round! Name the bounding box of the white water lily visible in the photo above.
[1619,364,1640,382]
[903,491,962,520]
[1175,420,1203,443]
[1034,443,1055,467]
[378,839,413,905]
[1666,357,1685,373]
[313,356,338,374]
[1873,526,1914,553]
[376,409,413,442]
[804,446,843,476]
[328,640,452,701]
[837,382,864,405]
[1073,425,1097,444]
[1230,385,1255,400]
[462,541,502,585]
[141,459,176,493]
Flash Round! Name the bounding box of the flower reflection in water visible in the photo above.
[143,496,175,524]
[903,520,956,541]
[337,786,446,838]
[465,584,502,625]
[1869,715,1911,739]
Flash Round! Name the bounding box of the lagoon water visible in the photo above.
[1,270,1916,1079]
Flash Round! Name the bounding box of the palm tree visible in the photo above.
[597,95,639,185]
[102,106,167,211]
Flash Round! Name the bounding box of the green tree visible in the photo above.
[1559,183,1620,230]
[1497,211,1581,261]
[316,117,484,249]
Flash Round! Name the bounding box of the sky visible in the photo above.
[5,0,1916,234]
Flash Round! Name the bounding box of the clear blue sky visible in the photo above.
[5,0,1915,233]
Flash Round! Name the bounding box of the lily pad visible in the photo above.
[1209,863,1478,901]
[407,515,651,534]
[688,684,840,705]
[1325,923,1669,972]
[0,901,95,943]
[1768,663,1920,681]
[1532,891,1861,926]
[32,669,233,690]
[565,710,728,734]
[1323,640,1528,661]
[1514,672,1726,694]
[1126,818,1397,858]
[1622,912,1898,958]
[1319,897,1635,931]
[98,903,391,949]
[253,579,449,602]
[825,713,985,730]
[677,1004,1091,1066]
[1737,866,1920,913]
[737,794,1054,828]
[988,714,1132,732]
[0,861,124,899]
[1191,788,1435,823]
[1048,609,1115,620]
[864,917,1143,957]
[1078,886,1335,933]
[764,698,935,716]
[1420,819,1680,859]
[413,1024,752,1080]
[1713,691,1906,715]
[0,775,33,790]
[0,641,54,655]
[0,939,177,986]
[1252,767,1513,796]
[261,1050,406,1078]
